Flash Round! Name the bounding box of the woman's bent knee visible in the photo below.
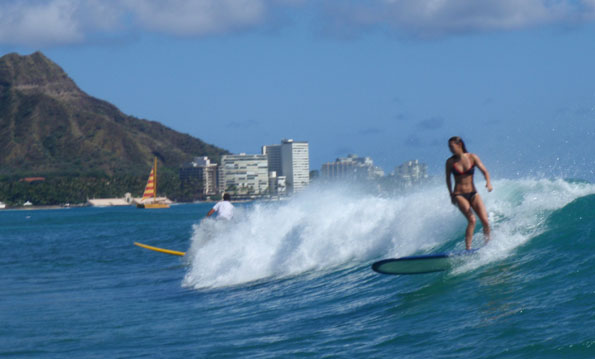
[468,214,476,224]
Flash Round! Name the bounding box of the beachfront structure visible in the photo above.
[218,154,269,196]
[321,154,385,181]
[261,144,282,176]
[394,159,428,185]
[179,157,218,197]
[267,171,287,196]
[87,193,134,207]
[262,139,310,194]
[280,139,310,193]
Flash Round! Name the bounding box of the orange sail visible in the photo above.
[137,157,170,209]
[142,168,156,200]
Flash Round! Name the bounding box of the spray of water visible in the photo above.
[182,179,595,288]
[454,178,595,274]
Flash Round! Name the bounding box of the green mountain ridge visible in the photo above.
[0,51,228,177]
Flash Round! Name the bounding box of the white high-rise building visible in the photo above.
[219,154,269,196]
[262,139,310,194]
[321,154,384,181]
[281,139,309,193]
[394,159,428,186]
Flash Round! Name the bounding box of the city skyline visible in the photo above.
[1,1,594,181]
[197,139,424,177]
[182,138,310,198]
[182,141,428,200]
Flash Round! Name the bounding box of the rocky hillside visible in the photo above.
[0,51,228,177]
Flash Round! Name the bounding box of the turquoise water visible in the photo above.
[1,178,594,358]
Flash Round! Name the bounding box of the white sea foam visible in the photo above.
[183,179,595,288]
[453,178,595,274]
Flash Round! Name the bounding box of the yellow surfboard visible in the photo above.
[134,242,186,256]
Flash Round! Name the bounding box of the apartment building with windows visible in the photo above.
[179,156,218,198]
[262,139,310,194]
[281,139,309,193]
[218,154,269,197]
[321,154,384,181]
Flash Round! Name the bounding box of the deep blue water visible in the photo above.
[1,178,594,358]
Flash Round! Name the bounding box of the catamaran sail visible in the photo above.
[137,157,170,209]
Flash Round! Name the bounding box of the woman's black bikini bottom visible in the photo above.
[454,191,477,203]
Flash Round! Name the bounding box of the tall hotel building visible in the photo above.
[281,140,309,193]
[321,154,384,181]
[261,144,282,176]
[262,139,309,194]
[218,154,269,196]
[394,159,428,186]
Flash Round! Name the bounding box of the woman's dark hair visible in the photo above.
[448,136,468,153]
[223,193,231,201]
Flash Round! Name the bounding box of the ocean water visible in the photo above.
[1,178,594,358]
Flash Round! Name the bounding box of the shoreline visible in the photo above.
[1,197,284,210]
[1,204,88,211]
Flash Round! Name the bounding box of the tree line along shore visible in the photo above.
[0,170,203,207]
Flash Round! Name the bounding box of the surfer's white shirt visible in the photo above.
[212,201,234,220]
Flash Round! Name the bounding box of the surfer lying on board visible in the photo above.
[445,136,493,250]
[207,193,234,220]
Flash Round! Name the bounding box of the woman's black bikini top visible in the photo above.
[451,158,475,177]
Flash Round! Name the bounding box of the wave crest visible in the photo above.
[183,178,595,288]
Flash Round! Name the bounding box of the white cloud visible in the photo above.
[0,0,594,47]
[0,0,82,46]
[320,0,595,38]
[122,0,268,35]
[0,0,123,46]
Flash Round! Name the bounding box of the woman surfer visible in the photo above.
[445,136,493,250]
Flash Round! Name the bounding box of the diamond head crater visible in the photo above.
[0,52,229,206]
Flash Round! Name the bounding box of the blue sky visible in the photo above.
[1,0,594,180]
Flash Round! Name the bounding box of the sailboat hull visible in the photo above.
[137,157,170,209]
[137,202,170,209]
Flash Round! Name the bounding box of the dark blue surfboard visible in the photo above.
[372,250,477,275]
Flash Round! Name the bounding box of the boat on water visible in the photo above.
[136,157,171,209]
[87,193,134,207]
